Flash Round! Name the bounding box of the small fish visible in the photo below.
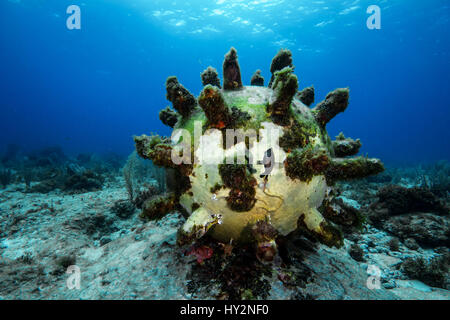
[260,148,274,178]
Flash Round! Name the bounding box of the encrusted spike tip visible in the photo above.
[223,47,243,90]
[269,49,293,88]
[326,157,385,183]
[165,76,196,117]
[198,85,232,129]
[332,132,362,157]
[313,88,349,126]
[201,66,221,88]
[250,70,264,86]
[133,134,175,169]
[159,106,178,128]
[268,67,298,123]
[296,86,315,107]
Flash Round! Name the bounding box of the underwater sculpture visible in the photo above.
[135,48,384,261]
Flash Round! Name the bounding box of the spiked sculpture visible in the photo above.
[134,47,384,259]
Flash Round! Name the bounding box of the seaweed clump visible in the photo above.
[219,163,257,212]
[284,146,330,182]
[279,120,316,152]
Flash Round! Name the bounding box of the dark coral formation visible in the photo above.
[371,185,448,216]
[267,67,298,124]
[218,163,257,212]
[296,86,315,106]
[250,70,264,86]
[159,106,178,128]
[313,88,349,127]
[0,168,14,189]
[223,47,243,90]
[420,160,450,197]
[26,167,105,194]
[268,49,293,88]
[384,213,449,248]
[63,169,104,193]
[201,66,221,88]
[0,143,20,166]
[27,146,68,167]
[367,185,449,248]
[401,253,450,289]
[349,243,365,262]
[165,76,196,117]
[332,132,362,157]
[198,85,232,129]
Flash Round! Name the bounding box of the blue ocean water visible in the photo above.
[1,0,449,165]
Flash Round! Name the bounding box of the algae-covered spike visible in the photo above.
[223,47,243,90]
[133,134,175,169]
[269,49,293,88]
[326,156,385,183]
[166,76,197,117]
[159,106,178,128]
[296,86,315,106]
[313,88,349,127]
[198,85,232,129]
[332,133,362,157]
[268,67,298,123]
[250,70,264,86]
[201,66,221,88]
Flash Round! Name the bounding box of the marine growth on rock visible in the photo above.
[134,48,384,259]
